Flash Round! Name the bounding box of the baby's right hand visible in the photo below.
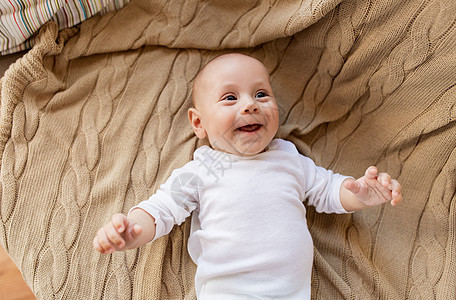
[93,213,143,254]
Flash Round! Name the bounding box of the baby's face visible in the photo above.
[189,54,279,156]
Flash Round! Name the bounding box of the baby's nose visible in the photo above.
[241,100,259,114]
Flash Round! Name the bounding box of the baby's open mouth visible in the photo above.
[237,124,263,132]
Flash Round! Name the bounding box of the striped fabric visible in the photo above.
[0,0,130,55]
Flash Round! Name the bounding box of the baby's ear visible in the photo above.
[188,108,207,139]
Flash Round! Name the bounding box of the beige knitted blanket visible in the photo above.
[1,0,455,299]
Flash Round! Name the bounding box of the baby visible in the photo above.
[93,53,402,299]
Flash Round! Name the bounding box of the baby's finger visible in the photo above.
[391,179,402,193]
[130,224,143,239]
[365,166,378,179]
[123,222,143,244]
[391,192,402,206]
[112,213,127,233]
[93,237,103,253]
[93,236,110,255]
[377,172,392,188]
[105,223,125,249]
[96,228,115,254]
[390,180,402,206]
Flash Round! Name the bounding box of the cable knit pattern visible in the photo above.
[1,0,456,299]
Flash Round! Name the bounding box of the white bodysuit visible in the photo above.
[132,139,349,299]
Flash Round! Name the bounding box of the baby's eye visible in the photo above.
[255,91,267,98]
[223,95,237,101]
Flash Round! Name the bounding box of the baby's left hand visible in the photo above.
[343,166,402,207]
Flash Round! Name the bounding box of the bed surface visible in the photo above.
[1,0,455,299]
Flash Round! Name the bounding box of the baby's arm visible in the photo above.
[93,208,156,254]
[339,166,402,212]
